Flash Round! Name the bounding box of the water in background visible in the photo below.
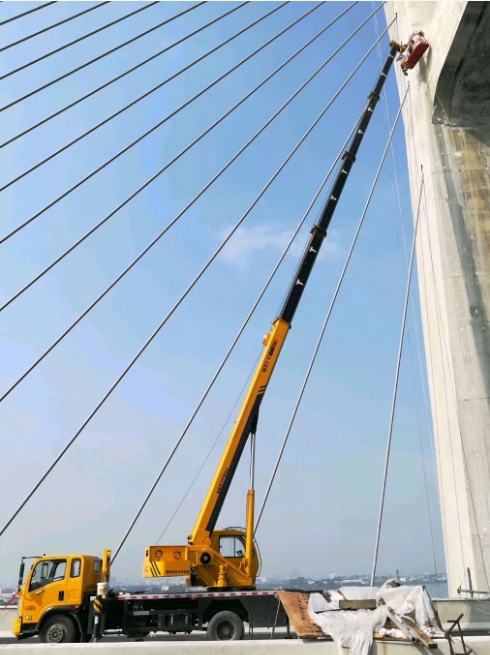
[425,582,449,598]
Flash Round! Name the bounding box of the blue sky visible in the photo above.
[0,1,443,583]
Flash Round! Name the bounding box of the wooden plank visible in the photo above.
[339,599,377,610]
[276,591,324,639]
[400,616,438,649]
[374,632,410,642]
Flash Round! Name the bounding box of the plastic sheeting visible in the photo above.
[308,596,389,655]
[309,591,343,612]
[308,584,437,655]
[376,582,435,627]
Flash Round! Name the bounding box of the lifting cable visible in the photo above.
[0,2,205,112]
[371,13,440,578]
[373,7,440,498]
[1,1,284,187]
[0,1,55,26]
[154,351,263,547]
[419,184,468,579]
[370,172,423,586]
[416,93,469,579]
[0,0,343,239]
[0,4,361,402]
[0,3,367,317]
[1,2,109,51]
[1,2,160,80]
[115,115,362,561]
[0,20,389,540]
[373,15,440,590]
[421,176,490,590]
[407,328,440,589]
[1,1,278,148]
[256,87,409,532]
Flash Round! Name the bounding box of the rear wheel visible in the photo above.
[207,611,244,641]
[39,615,76,644]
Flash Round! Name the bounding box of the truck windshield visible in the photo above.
[29,559,67,591]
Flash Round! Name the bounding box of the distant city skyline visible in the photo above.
[0,569,447,591]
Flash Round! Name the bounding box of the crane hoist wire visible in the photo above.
[406,327,440,588]
[0,5,366,406]
[372,11,441,578]
[1,2,109,51]
[0,15,392,540]
[373,12,440,579]
[115,111,364,561]
[256,87,409,533]
[0,0,350,238]
[154,350,263,547]
[421,173,490,590]
[370,171,423,586]
[0,1,288,187]
[0,1,55,26]
[0,2,205,111]
[1,1,278,148]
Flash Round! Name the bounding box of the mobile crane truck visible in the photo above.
[11,40,415,643]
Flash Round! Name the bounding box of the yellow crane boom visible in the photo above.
[143,41,401,589]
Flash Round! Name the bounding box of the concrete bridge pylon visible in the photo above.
[384,1,490,596]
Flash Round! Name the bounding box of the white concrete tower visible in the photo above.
[384,2,490,596]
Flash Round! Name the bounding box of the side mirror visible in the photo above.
[18,560,25,592]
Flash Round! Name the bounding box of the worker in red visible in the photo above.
[396,31,429,75]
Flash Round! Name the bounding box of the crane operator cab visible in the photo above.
[144,528,260,590]
[396,31,429,75]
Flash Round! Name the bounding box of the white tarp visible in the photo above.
[376,582,435,627]
[309,591,343,612]
[308,583,437,655]
[308,596,389,655]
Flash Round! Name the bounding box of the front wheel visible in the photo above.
[207,611,244,641]
[39,615,76,644]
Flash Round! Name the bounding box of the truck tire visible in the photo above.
[39,615,76,644]
[207,611,244,641]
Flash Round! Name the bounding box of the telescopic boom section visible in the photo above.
[190,42,399,540]
[145,43,399,588]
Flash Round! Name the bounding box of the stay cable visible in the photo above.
[0,19,387,539]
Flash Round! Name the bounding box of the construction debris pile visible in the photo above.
[277,581,445,655]
[308,581,445,655]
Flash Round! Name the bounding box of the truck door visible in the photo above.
[21,559,68,627]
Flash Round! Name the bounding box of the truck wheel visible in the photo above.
[39,615,76,644]
[207,611,244,641]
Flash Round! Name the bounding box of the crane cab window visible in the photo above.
[29,559,67,591]
[219,536,245,558]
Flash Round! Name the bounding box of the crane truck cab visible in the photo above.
[14,551,110,643]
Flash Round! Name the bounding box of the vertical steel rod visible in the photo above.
[370,171,425,587]
[256,87,409,533]
[250,432,256,490]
